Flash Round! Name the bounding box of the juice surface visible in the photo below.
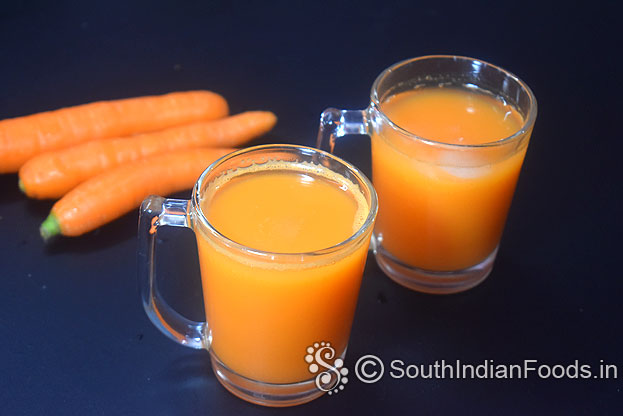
[382,87,523,145]
[204,167,366,253]
[196,161,372,383]
[372,86,529,271]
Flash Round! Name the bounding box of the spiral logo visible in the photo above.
[305,341,349,395]
[354,354,384,383]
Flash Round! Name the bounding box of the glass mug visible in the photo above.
[317,55,537,294]
[137,144,378,406]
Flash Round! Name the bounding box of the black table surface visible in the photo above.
[1,1,621,414]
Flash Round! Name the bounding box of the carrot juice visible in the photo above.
[195,161,372,384]
[371,86,530,271]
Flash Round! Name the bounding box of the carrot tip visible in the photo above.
[40,213,61,241]
[18,178,26,194]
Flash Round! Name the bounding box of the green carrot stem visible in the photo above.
[40,213,61,241]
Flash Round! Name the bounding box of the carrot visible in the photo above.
[19,111,276,199]
[0,90,229,173]
[40,147,235,239]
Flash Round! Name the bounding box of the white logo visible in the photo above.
[305,341,349,395]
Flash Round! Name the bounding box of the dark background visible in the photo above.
[1,1,621,414]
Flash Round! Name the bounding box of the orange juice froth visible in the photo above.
[196,160,371,383]
[371,86,528,271]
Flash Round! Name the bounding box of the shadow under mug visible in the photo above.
[317,55,537,294]
[137,144,378,407]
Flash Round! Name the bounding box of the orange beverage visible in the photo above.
[195,161,372,383]
[139,144,377,405]
[317,56,536,294]
[371,86,528,271]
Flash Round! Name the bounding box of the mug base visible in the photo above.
[209,351,325,407]
[372,235,497,294]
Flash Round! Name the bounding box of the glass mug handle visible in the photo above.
[137,195,207,350]
[316,108,370,153]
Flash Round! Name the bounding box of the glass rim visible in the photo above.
[370,54,538,149]
[191,144,378,258]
